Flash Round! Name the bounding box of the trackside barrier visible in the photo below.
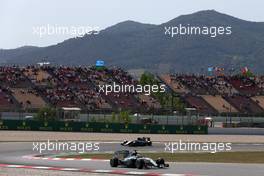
[0,120,208,134]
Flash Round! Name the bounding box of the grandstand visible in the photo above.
[160,74,264,116]
[183,94,218,115]
[228,76,261,96]
[23,67,52,86]
[0,66,32,88]
[224,95,263,114]
[201,95,238,113]
[137,94,161,109]
[0,66,158,113]
[0,89,16,111]
[11,88,46,109]
[175,74,219,95]
[1,66,264,116]
[251,96,264,110]
[159,74,188,93]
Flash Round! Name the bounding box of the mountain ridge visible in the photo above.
[1,10,264,73]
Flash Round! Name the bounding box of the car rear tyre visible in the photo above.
[156,158,165,167]
[110,158,118,167]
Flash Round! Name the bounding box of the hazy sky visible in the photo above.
[1,0,264,49]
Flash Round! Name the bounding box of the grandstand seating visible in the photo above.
[0,89,15,111]
[0,66,32,88]
[23,67,52,86]
[256,76,264,94]
[225,95,263,114]
[159,74,264,115]
[86,67,144,111]
[212,77,238,95]
[11,88,46,109]
[228,76,261,96]
[183,95,218,115]
[159,74,188,93]
[175,75,219,95]
[1,66,264,115]
[251,96,264,110]
[138,94,161,109]
[201,95,238,113]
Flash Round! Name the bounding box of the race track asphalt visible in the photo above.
[0,142,264,176]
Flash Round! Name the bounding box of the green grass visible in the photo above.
[62,152,264,163]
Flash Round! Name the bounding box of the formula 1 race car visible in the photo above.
[110,150,169,169]
[121,137,152,147]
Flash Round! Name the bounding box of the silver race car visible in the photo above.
[110,150,169,169]
[121,137,152,147]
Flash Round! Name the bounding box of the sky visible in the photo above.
[1,0,264,49]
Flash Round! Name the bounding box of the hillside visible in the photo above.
[1,10,264,73]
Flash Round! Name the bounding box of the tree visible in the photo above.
[118,111,131,124]
[111,112,116,123]
[139,72,186,112]
[35,107,57,121]
[140,72,157,85]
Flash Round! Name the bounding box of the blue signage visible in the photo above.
[96,60,105,67]
[208,67,213,72]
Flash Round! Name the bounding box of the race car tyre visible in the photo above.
[136,159,144,169]
[156,158,165,167]
[110,158,118,167]
[148,142,152,146]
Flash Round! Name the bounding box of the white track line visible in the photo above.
[0,163,204,176]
